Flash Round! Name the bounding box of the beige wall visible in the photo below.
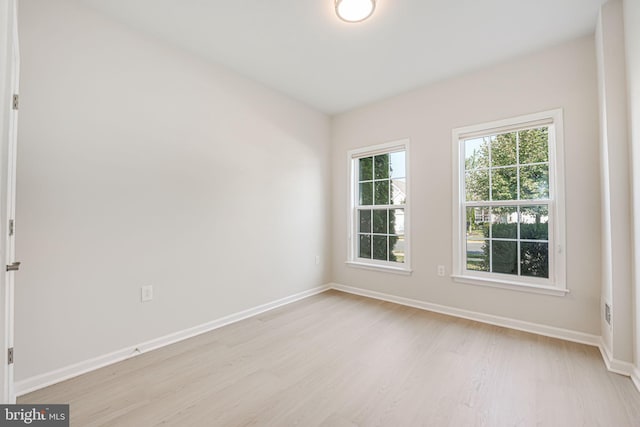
[623,0,640,375]
[595,0,632,365]
[15,0,331,381]
[332,36,601,334]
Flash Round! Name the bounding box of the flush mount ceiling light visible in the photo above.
[335,0,376,23]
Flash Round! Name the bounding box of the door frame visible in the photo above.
[0,0,19,404]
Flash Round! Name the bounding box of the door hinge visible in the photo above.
[12,94,18,110]
[7,347,13,365]
[8,219,14,236]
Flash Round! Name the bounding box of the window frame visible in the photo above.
[451,110,567,296]
[347,139,411,275]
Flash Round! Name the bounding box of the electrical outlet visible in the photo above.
[605,303,611,326]
[141,285,153,302]
[437,265,445,277]
[315,255,320,265]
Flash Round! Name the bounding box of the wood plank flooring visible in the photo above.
[18,290,640,426]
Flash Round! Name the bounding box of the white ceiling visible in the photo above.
[80,0,606,114]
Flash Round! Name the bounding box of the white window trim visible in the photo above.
[346,139,412,274]
[451,109,567,296]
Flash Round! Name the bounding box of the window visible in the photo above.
[347,140,410,274]
[452,110,566,295]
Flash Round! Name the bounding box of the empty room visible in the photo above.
[1,0,640,425]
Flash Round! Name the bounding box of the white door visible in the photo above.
[0,0,19,404]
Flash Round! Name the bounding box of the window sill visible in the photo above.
[346,261,413,276]
[451,274,569,297]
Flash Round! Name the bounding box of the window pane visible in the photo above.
[359,182,373,205]
[491,132,517,167]
[359,209,372,233]
[374,180,390,205]
[466,207,489,271]
[519,127,549,164]
[520,164,549,200]
[373,209,387,234]
[465,169,489,201]
[359,157,373,181]
[520,206,549,240]
[465,137,489,170]
[390,209,404,234]
[374,154,390,179]
[390,235,405,263]
[373,235,388,260]
[492,240,517,275]
[467,240,489,272]
[359,235,371,259]
[521,242,549,278]
[390,151,405,178]
[491,167,517,200]
[491,206,517,239]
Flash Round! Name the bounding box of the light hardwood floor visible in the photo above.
[19,290,640,426]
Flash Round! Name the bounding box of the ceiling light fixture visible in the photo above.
[335,0,376,23]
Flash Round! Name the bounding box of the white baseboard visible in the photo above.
[632,367,640,393]
[15,284,330,397]
[597,337,636,377]
[330,283,601,347]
